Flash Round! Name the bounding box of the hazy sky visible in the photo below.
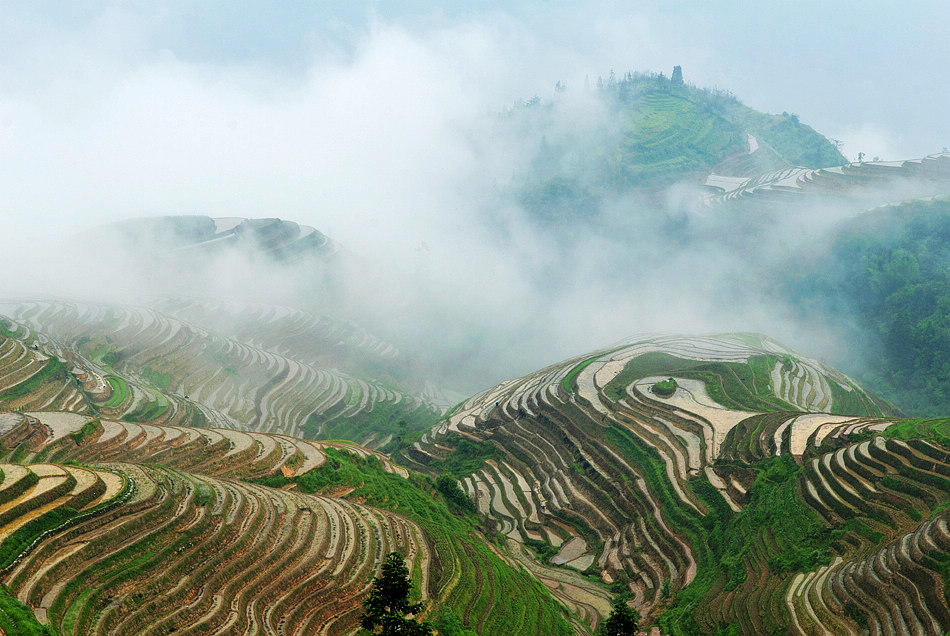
[3,1,948,238]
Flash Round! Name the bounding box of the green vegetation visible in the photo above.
[424,436,501,479]
[71,418,101,446]
[523,537,559,563]
[602,598,640,636]
[603,351,801,412]
[653,377,678,397]
[0,319,20,339]
[430,608,478,636]
[562,354,602,392]
[0,356,69,402]
[606,425,733,631]
[102,376,129,408]
[783,197,950,415]
[141,365,172,392]
[123,392,169,422]
[435,475,476,514]
[0,507,79,570]
[827,378,888,418]
[884,418,950,446]
[80,339,121,372]
[255,448,573,636]
[656,453,840,634]
[516,71,843,222]
[307,401,441,452]
[359,551,432,635]
[0,585,57,635]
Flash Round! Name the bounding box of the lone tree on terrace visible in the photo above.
[360,551,432,635]
[602,598,640,636]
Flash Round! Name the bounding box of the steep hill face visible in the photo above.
[781,194,950,416]
[404,333,950,633]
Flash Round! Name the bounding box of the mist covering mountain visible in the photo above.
[27,70,947,418]
[4,6,950,634]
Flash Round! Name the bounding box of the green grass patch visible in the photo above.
[141,366,172,392]
[123,392,169,423]
[307,400,441,453]
[71,418,102,446]
[0,584,56,635]
[828,379,886,418]
[426,436,501,479]
[102,376,129,409]
[562,354,602,393]
[0,320,20,340]
[884,418,950,446]
[653,377,678,397]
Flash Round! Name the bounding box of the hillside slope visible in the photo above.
[0,299,442,451]
[0,411,574,635]
[515,71,845,222]
[404,333,950,634]
[782,194,950,416]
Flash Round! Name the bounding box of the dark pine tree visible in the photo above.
[602,598,640,636]
[360,552,433,636]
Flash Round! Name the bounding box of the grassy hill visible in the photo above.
[515,70,845,221]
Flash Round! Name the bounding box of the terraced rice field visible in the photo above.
[703,152,950,206]
[0,412,407,481]
[0,460,426,635]
[0,299,440,447]
[3,307,949,634]
[0,412,572,635]
[404,333,936,632]
[0,329,88,414]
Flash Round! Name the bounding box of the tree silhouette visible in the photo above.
[360,552,432,635]
[602,598,640,636]
[671,65,684,86]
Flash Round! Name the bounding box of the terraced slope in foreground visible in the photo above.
[0,459,425,635]
[4,325,950,634]
[404,333,950,634]
[0,299,440,449]
[0,412,573,636]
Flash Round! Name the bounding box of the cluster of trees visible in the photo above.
[783,197,950,414]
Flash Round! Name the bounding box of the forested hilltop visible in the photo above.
[511,68,845,222]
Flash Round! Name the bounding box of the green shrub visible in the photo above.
[653,378,678,397]
[436,474,475,514]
